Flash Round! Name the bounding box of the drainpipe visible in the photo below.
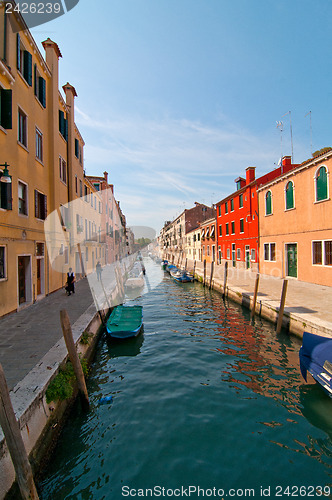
[3,9,7,62]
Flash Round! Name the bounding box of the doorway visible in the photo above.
[286,243,297,278]
[18,256,32,306]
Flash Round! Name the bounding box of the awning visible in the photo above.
[205,227,210,238]
[201,229,205,238]
[210,226,215,238]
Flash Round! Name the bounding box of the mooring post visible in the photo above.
[172,255,175,264]
[203,259,207,287]
[184,258,187,271]
[250,273,260,320]
[193,260,196,280]
[209,261,214,289]
[222,261,228,298]
[77,243,86,277]
[0,364,39,499]
[276,279,288,334]
[60,309,90,412]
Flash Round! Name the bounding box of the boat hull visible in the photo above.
[299,331,332,397]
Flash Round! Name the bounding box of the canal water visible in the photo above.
[39,259,332,499]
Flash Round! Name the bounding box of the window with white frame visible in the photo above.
[237,248,241,260]
[59,156,67,184]
[315,166,329,202]
[312,240,332,266]
[36,128,43,162]
[0,246,6,279]
[264,243,276,261]
[34,190,47,220]
[18,180,28,215]
[227,248,230,259]
[251,249,256,261]
[265,190,272,215]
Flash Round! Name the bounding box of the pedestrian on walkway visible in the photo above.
[96,261,102,281]
[65,268,76,295]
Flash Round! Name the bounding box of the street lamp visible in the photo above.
[0,162,12,183]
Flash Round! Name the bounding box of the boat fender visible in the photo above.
[98,395,113,405]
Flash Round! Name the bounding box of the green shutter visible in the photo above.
[39,77,46,108]
[64,118,68,141]
[286,182,294,209]
[1,182,12,210]
[317,167,328,201]
[0,89,12,129]
[23,51,32,86]
[75,138,79,157]
[59,110,64,135]
[17,33,21,71]
[266,191,272,215]
[34,63,37,95]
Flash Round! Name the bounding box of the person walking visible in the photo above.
[65,268,75,295]
[96,261,102,281]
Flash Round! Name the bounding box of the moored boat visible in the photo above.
[299,331,332,397]
[106,305,143,339]
[170,269,194,283]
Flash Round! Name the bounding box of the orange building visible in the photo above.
[200,217,217,263]
[257,150,332,285]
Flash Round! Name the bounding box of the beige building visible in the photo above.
[257,150,332,285]
[0,7,85,315]
[185,227,202,262]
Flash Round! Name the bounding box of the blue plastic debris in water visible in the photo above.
[98,396,113,405]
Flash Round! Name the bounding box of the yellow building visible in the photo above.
[0,7,85,316]
[257,150,332,285]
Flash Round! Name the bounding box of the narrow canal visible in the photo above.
[39,259,332,499]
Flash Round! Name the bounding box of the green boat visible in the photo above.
[106,305,143,339]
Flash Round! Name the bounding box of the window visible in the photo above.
[237,248,241,260]
[59,110,68,141]
[18,181,28,215]
[231,221,235,234]
[59,156,67,184]
[36,128,43,162]
[226,223,229,236]
[265,190,272,215]
[219,225,222,237]
[79,179,83,197]
[75,138,80,158]
[240,218,244,233]
[93,183,100,191]
[34,64,46,107]
[0,88,12,129]
[285,181,294,210]
[34,190,47,220]
[17,34,32,86]
[227,248,230,259]
[264,243,276,261]
[312,240,332,265]
[0,246,6,279]
[251,249,256,261]
[218,205,221,217]
[239,193,243,208]
[75,175,78,194]
[36,242,44,256]
[230,198,234,211]
[316,166,328,202]
[225,201,228,214]
[18,108,27,147]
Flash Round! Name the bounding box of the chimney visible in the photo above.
[104,171,108,183]
[246,167,256,184]
[282,156,292,168]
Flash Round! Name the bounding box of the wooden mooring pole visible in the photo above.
[193,260,196,280]
[209,261,214,289]
[203,259,207,287]
[222,261,228,298]
[276,279,288,334]
[60,309,90,412]
[184,258,187,271]
[0,364,39,499]
[250,273,260,320]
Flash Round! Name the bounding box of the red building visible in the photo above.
[216,157,298,271]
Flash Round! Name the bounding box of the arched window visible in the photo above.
[285,181,294,210]
[265,190,272,215]
[316,166,328,202]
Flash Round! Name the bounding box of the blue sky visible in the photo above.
[31,0,332,233]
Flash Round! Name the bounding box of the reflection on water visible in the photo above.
[39,259,332,499]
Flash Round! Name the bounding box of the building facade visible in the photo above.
[200,217,217,263]
[257,151,332,285]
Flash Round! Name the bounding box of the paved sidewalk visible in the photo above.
[188,259,332,337]
[0,278,94,390]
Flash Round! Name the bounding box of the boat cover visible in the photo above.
[299,331,332,396]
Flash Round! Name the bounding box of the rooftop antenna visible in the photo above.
[281,111,294,162]
[305,111,312,157]
[276,120,283,159]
